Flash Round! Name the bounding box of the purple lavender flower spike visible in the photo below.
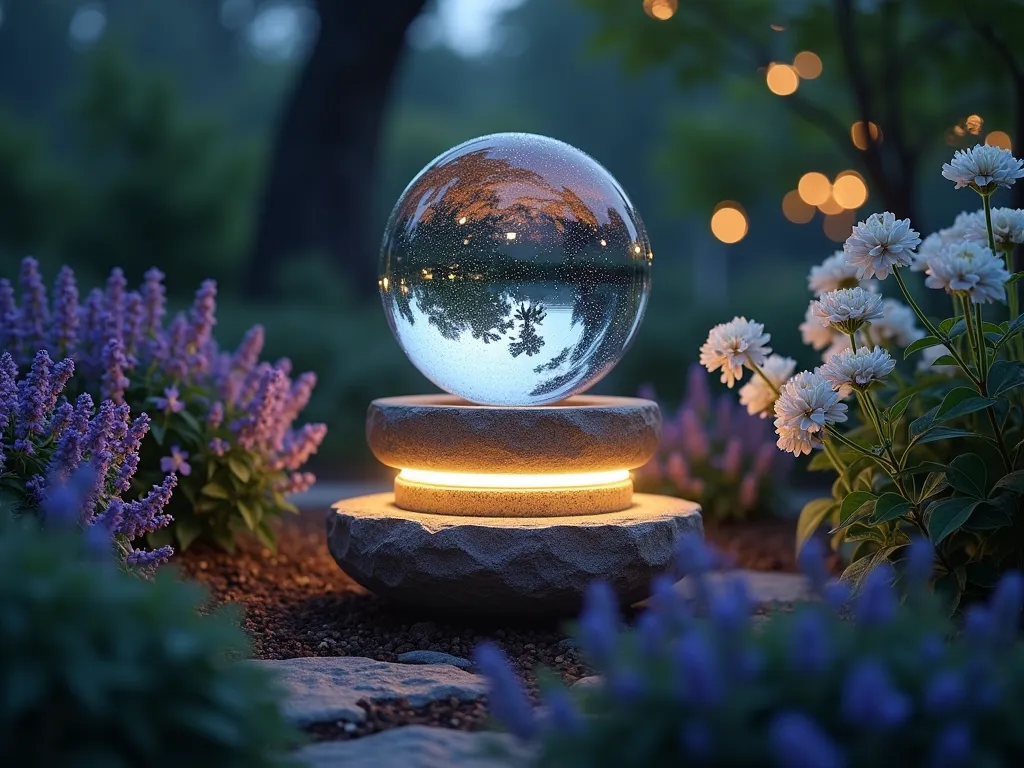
[713,394,733,442]
[165,314,190,380]
[208,437,230,457]
[853,564,898,625]
[50,266,80,358]
[104,267,127,338]
[208,401,224,429]
[126,546,174,568]
[685,363,711,414]
[578,581,621,667]
[769,711,845,768]
[789,611,831,675]
[79,288,106,376]
[279,423,326,470]
[0,352,19,434]
[232,325,265,375]
[17,257,49,352]
[100,338,130,404]
[274,357,293,376]
[123,291,144,363]
[47,400,75,441]
[840,658,910,729]
[720,437,743,477]
[472,643,537,741]
[16,349,52,444]
[672,631,722,706]
[0,278,16,350]
[112,413,150,494]
[46,358,75,415]
[141,267,167,335]
[79,449,114,520]
[679,407,709,460]
[187,279,218,354]
[119,474,176,539]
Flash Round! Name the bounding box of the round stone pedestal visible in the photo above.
[326,493,703,619]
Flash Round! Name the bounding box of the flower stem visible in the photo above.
[893,268,980,386]
[822,438,852,494]
[987,194,1023,360]
[750,361,781,397]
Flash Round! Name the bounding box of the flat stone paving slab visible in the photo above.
[297,725,526,768]
[255,656,486,726]
[674,569,811,605]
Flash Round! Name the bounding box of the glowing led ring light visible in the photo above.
[398,468,630,490]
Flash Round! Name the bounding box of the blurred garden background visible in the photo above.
[2,0,1022,479]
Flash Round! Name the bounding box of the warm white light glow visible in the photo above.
[600,239,607,246]
[506,232,517,240]
[458,216,467,224]
[399,468,630,489]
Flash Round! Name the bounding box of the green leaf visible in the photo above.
[989,360,1024,397]
[992,470,1024,494]
[963,502,1012,531]
[1008,272,1024,287]
[840,545,905,590]
[883,394,913,430]
[946,454,987,498]
[832,492,876,533]
[939,317,959,334]
[927,497,983,543]
[808,450,838,471]
[918,472,948,503]
[935,568,964,615]
[934,386,996,424]
[947,319,967,340]
[931,355,959,366]
[796,498,835,552]
[254,520,277,551]
[904,336,942,358]
[915,427,981,446]
[150,421,166,445]
[237,500,260,530]
[228,457,251,483]
[909,405,939,438]
[174,516,204,550]
[200,482,231,500]
[871,492,913,523]
[843,523,888,545]
[177,409,202,434]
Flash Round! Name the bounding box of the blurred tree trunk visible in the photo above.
[247,0,426,297]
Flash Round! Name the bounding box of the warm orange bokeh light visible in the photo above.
[710,204,749,244]
[766,64,799,96]
[851,121,882,150]
[824,211,856,243]
[798,172,831,206]
[832,172,868,210]
[966,114,984,135]
[793,51,822,79]
[643,0,677,20]
[987,131,1013,150]
[817,195,844,215]
[782,190,815,224]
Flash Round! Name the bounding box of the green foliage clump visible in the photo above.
[0,515,299,766]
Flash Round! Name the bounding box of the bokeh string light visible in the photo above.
[850,121,882,150]
[831,171,868,209]
[986,130,1013,150]
[797,172,831,206]
[782,190,815,224]
[642,0,677,20]
[793,51,822,79]
[710,202,749,244]
[765,63,799,96]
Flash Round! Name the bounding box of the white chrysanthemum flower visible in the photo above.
[941,144,1024,194]
[823,335,852,363]
[808,251,864,296]
[819,346,896,392]
[960,207,1024,253]
[873,298,923,347]
[811,287,884,335]
[800,303,837,351]
[917,344,958,377]
[739,354,796,419]
[773,371,848,457]
[844,212,922,280]
[924,241,1010,304]
[699,317,772,388]
[776,425,820,457]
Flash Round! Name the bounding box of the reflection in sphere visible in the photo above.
[379,133,652,406]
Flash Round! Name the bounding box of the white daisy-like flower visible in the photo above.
[941,144,1024,194]
[873,298,923,347]
[739,354,796,419]
[774,371,849,433]
[844,212,922,280]
[773,371,848,457]
[699,317,772,388]
[800,303,837,351]
[960,207,1024,253]
[776,425,820,457]
[924,241,1010,304]
[819,346,896,392]
[808,251,864,296]
[811,287,884,335]
[917,344,958,377]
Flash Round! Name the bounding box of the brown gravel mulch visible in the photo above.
[177,508,811,741]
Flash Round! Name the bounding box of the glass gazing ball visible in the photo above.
[379,133,652,406]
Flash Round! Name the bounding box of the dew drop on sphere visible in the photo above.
[379,132,652,406]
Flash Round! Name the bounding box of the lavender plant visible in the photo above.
[0,482,298,767]
[0,348,173,566]
[697,143,1024,608]
[635,364,787,521]
[0,260,326,551]
[477,535,1024,767]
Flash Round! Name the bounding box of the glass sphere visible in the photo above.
[379,133,652,406]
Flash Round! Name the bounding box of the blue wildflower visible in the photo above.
[928,723,971,768]
[672,631,723,706]
[924,670,964,713]
[578,581,621,667]
[789,610,831,675]
[853,564,898,625]
[680,720,714,759]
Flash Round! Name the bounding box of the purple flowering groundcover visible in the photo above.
[1,257,326,553]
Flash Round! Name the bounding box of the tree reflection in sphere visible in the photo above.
[379,133,652,406]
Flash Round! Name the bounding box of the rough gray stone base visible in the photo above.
[296,725,527,768]
[327,493,703,618]
[253,656,486,725]
[397,650,472,670]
